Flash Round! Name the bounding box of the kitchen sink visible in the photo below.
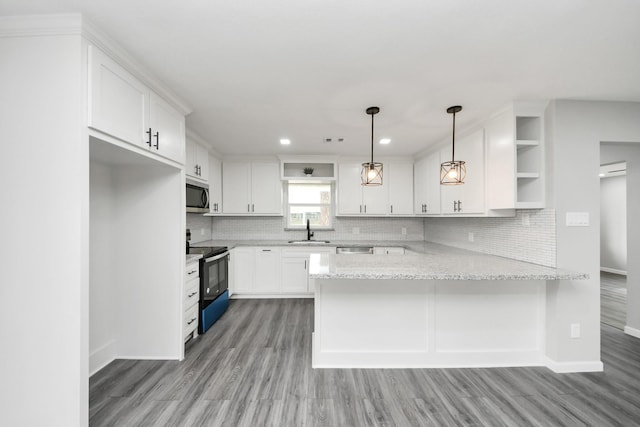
[287,240,331,244]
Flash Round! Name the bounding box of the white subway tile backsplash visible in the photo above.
[186,214,213,243]
[424,209,556,267]
[208,216,424,242]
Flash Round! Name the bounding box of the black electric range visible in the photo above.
[187,246,229,333]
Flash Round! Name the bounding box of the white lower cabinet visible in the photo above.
[183,260,200,342]
[231,246,334,296]
[254,248,282,293]
[373,247,405,255]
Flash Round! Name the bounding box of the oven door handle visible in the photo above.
[204,251,230,263]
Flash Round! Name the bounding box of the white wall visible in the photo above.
[600,174,627,273]
[545,100,640,370]
[0,33,88,426]
[600,143,640,332]
[89,162,118,373]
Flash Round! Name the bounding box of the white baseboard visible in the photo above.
[600,267,627,276]
[89,340,116,377]
[231,293,313,299]
[544,357,603,373]
[624,326,640,339]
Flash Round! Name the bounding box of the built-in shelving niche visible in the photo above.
[280,159,336,181]
[515,116,544,208]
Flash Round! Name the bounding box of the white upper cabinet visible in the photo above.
[414,151,441,215]
[185,138,209,182]
[337,161,413,216]
[485,102,546,210]
[440,129,485,215]
[149,92,185,164]
[208,155,222,214]
[222,161,282,215]
[88,45,185,164]
[88,45,148,147]
[387,162,414,215]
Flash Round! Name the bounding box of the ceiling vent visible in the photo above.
[323,137,345,144]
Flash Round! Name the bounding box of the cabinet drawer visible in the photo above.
[183,304,198,338]
[184,284,199,310]
[185,263,199,281]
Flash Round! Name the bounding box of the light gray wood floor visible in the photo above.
[90,298,640,426]
[601,271,627,330]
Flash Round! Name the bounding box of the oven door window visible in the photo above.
[203,255,228,301]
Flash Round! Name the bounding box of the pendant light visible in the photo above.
[440,105,466,185]
[361,106,383,186]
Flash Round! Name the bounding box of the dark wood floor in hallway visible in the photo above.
[90,299,640,426]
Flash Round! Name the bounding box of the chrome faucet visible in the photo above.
[306,219,314,241]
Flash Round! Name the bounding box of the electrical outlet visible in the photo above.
[468,232,474,242]
[352,227,360,235]
[401,227,407,235]
[570,323,581,338]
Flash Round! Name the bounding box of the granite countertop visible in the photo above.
[190,239,421,250]
[308,243,588,281]
[186,254,202,265]
[189,239,587,281]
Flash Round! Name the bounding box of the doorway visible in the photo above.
[599,159,628,330]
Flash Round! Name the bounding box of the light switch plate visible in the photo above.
[566,212,590,227]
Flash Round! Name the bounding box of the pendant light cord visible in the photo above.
[451,110,456,162]
[370,112,375,164]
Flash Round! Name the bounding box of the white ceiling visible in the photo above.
[3,0,640,157]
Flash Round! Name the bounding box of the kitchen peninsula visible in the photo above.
[309,243,588,371]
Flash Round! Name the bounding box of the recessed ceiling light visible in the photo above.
[280,138,291,145]
[379,138,391,145]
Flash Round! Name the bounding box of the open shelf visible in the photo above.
[516,139,540,147]
[517,172,540,179]
[281,161,336,180]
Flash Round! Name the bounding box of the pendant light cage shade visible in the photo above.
[361,161,383,186]
[440,160,466,185]
[361,106,383,186]
[440,105,465,185]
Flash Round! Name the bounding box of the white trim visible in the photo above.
[600,267,627,276]
[544,357,604,373]
[89,340,116,377]
[231,293,313,299]
[0,14,82,37]
[624,326,640,339]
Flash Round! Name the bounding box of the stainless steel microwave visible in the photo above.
[186,182,209,213]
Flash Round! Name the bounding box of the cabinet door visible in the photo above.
[485,109,516,209]
[88,45,149,148]
[149,91,185,164]
[337,163,363,214]
[440,146,463,214]
[254,248,281,293]
[424,151,442,214]
[281,255,309,293]
[222,162,252,214]
[387,162,414,215]
[196,144,209,181]
[230,247,255,294]
[208,155,222,213]
[185,139,199,179]
[457,129,485,214]
[362,181,388,215]
[413,156,428,214]
[251,162,282,214]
